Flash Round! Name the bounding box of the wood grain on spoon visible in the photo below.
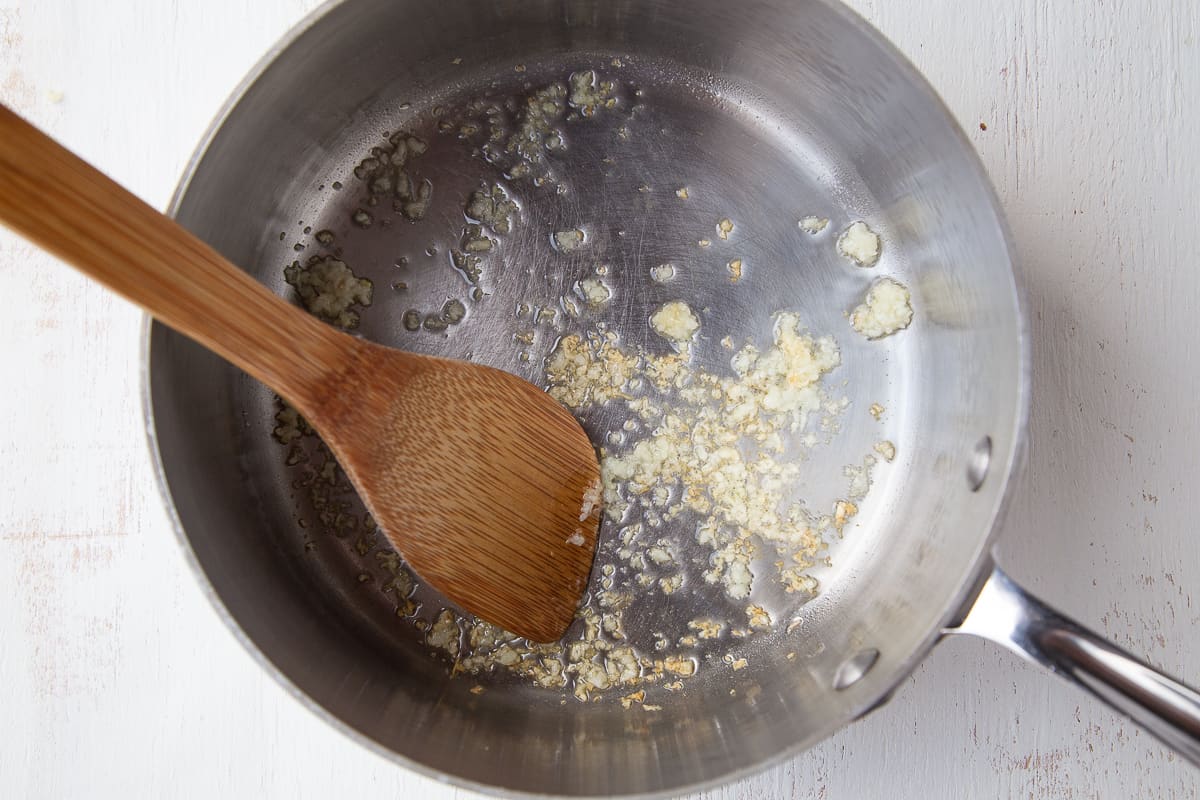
[0,104,601,643]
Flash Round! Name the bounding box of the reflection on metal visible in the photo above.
[951,566,1200,765]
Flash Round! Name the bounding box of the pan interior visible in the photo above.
[149,0,1024,795]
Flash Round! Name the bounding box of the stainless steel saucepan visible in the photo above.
[144,0,1200,795]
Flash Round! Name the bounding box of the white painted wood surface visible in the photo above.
[2,0,1197,796]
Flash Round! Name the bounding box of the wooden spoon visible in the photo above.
[0,105,600,643]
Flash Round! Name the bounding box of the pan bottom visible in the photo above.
[231,51,910,708]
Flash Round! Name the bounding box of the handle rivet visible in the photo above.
[967,435,992,491]
[833,648,880,690]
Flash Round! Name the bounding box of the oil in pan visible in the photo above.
[260,55,910,707]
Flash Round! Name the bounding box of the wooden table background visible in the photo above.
[2,1,1198,797]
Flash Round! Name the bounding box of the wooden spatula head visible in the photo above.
[308,341,602,642]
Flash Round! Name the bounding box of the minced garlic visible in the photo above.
[544,331,638,407]
[577,277,611,307]
[650,263,676,283]
[688,619,724,639]
[272,402,311,444]
[568,70,617,116]
[649,301,700,342]
[746,605,772,630]
[837,221,881,267]
[799,216,829,234]
[283,256,373,329]
[273,73,892,707]
[579,479,603,521]
[554,228,586,252]
[467,183,519,234]
[413,304,877,702]
[552,311,843,601]
[850,277,913,339]
[427,610,461,658]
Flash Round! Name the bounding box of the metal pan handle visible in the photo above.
[947,565,1200,765]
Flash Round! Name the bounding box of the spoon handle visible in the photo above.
[0,104,344,402]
